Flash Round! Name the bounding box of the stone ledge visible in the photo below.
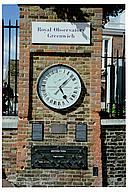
[101,119,126,126]
[2,116,18,129]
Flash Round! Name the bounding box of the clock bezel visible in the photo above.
[37,64,83,112]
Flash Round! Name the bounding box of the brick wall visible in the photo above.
[2,128,17,183]
[113,36,124,57]
[16,5,102,187]
[102,125,126,186]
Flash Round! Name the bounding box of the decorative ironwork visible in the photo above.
[31,145,88,169]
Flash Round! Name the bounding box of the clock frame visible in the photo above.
[37,64,82,111]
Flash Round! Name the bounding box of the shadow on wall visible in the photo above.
[39,5,92,22]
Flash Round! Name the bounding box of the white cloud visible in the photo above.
[3,28,19,80]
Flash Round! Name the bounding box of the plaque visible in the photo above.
[32,22,91,44]
[93,166,98,176]
[32,122,44,141]
[51,124,67,134]
[31,145,88,169]
[75,123,87,142]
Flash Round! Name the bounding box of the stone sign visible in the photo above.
[32,22,90,44]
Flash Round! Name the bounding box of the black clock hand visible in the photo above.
[54,86,65,95]
[63,95,69,103]
[60,77,71,88]
[54,77,71,95]
[54,88,60,95]
[55,87,69,103]
[60,87,69,103]
[59,87,65,95]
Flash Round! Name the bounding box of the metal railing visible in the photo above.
[2,20,19,116]
[101,50,125,119]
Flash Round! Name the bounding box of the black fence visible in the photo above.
[101,50,125,119]
[2,20,19,116]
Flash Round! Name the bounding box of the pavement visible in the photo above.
[2,179,15,187]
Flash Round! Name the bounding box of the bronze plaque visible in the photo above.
[51,123,67,134]
[31,145,87,169]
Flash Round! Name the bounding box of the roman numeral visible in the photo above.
[50,99,53,103]
[58,102,61,106]
[72,77,76,81]
[73,91,78,94]
[71,94,76,98]
[53,100,57,105]
[70,74,74,78]
[67,71,70,75]
[43,92,48,97]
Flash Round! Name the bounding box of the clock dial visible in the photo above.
[37,64,82,110]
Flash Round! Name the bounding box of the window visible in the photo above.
[102,36,113,69]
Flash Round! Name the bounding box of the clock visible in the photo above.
[37,64,82,111]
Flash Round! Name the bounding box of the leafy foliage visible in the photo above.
[39,4,125,24]
[102,4,125,23]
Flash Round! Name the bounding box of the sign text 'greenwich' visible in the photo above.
[32,22,90,44]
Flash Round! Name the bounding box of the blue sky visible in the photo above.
[2,4,19,24]
[2,4,20,79]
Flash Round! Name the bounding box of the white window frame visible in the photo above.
[102,36,113,70]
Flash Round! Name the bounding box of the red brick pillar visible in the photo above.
[16,5,103,187]
[16,47,30,170]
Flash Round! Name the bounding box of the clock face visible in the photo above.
[37,64,82,110]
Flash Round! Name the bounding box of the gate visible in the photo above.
[2,20,19,116]
[101,48,125,119]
